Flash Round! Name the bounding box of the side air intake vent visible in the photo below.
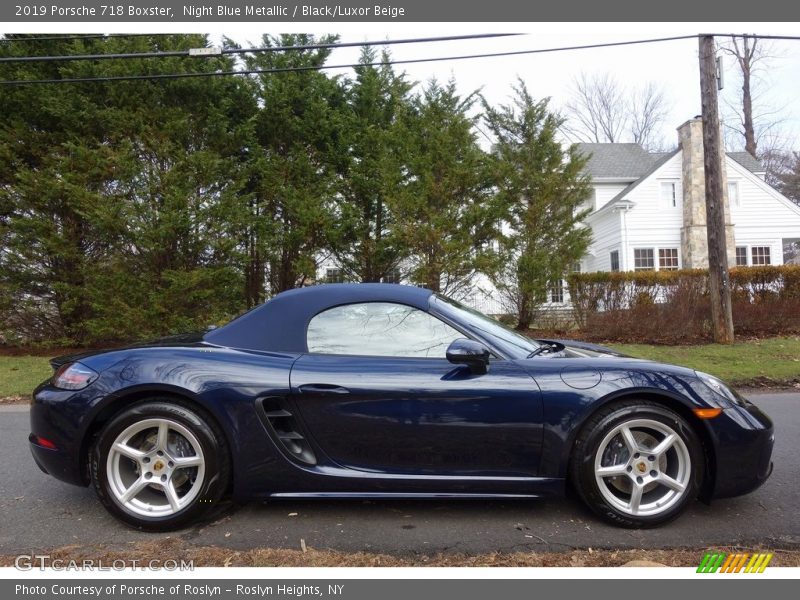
[256,397,317,465]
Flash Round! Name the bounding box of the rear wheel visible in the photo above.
[91,399,230,531]
[570,400,703,528]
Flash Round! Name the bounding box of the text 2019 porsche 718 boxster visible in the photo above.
[30,284,774,530]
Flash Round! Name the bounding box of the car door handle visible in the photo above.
[297,384,350,395]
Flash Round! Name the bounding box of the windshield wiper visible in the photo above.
[526,346,547,358]
[527,341,562,358]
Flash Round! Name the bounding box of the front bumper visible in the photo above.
[709,400,774,499]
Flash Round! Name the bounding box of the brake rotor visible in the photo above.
[602,430,668,494]
[133,430,195,490]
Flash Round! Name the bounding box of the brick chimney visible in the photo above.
[678,117,736,268]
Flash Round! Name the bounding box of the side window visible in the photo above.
[307,302,463,358]
[660,181,679,208]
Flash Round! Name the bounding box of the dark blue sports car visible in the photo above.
[30,284,773,530]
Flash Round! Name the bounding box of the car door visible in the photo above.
[289,302,544,477]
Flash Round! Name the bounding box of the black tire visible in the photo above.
[91,398,231,531]
[569,400,704,528]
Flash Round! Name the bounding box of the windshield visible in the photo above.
[431,294,541,358]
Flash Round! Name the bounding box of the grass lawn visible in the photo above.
[612,336,800,386]
[0,355,52,399]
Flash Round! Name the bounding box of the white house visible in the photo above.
[579,118,800,276]
[317,117,800,316]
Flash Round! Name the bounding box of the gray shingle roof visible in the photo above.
[728,151,764,172]
[577,143,765,178]
[576,143,662,179]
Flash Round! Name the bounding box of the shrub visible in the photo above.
[567,265,800,343]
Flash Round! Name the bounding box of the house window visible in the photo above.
[660,182,678,208]
[382,269,401,284]
[728,181,740,208]
[325,268,346,283]
[610,250,620,272]
[735,246,748,266]
[549,280,565,304]
[658,248,679,271]
[634,248,655,271]
[751,246,771,265]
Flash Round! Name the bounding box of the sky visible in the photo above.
[5,21,800,152]
[218,23,800,152]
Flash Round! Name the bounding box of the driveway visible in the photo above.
[1,393,797,556]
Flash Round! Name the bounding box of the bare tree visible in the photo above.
[562,72,671,151]
[563,73,627,143]
[720,36,794,158]
[758,147,794,189]
[720,35,798,188]
[721,36,763,156]
[629,81,670,150]
[778,152,800,206]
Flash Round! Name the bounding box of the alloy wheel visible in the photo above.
[593,418,691,517]
[106,418,205,517]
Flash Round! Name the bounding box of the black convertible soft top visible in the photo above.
[203,283,434,353]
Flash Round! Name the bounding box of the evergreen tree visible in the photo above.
[0,34,254,343]
[242,34,345,301]
[483,80,592,330]
[389,80,499,296]
[328,47,411,283]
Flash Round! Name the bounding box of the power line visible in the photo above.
[0,33,520,64]
[0,33,178,43]
[0,34,698,85]
[3,33,799,86]
[705,33,800,41]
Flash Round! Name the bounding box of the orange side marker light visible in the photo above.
[693,408,723,419]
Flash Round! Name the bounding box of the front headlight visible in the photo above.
[695,371,745,406]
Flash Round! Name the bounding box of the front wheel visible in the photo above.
[91,399,231,531]
[570,400,704,528]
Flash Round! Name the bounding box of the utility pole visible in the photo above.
[698,35,735,344]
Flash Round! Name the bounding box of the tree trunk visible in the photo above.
[515,293,532,331]
[426,271,441,293]
[740,38,757,157]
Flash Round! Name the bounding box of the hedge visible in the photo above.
[566,265,800,343]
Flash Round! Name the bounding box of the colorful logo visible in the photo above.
[697,552,773,573]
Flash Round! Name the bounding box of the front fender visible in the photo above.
[517,360,724,479]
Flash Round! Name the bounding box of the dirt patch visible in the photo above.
[0,395,28,405]
[736,378,800,392]
[1,539,797,567]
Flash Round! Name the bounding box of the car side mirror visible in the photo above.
[446,338,490,375]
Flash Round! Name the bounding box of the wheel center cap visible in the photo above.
[636,462,647,473]
[153,460,164,472]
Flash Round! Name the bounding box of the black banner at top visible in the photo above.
[3,0,800,22]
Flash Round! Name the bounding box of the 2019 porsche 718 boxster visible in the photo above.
[30,284,774,530]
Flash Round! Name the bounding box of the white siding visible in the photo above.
[620,154,684,269]
[463,272,506,315]
[593,182,630,210]
[727,158,800,265]
[585,207,622,272]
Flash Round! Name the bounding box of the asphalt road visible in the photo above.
[1,393,798,556]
